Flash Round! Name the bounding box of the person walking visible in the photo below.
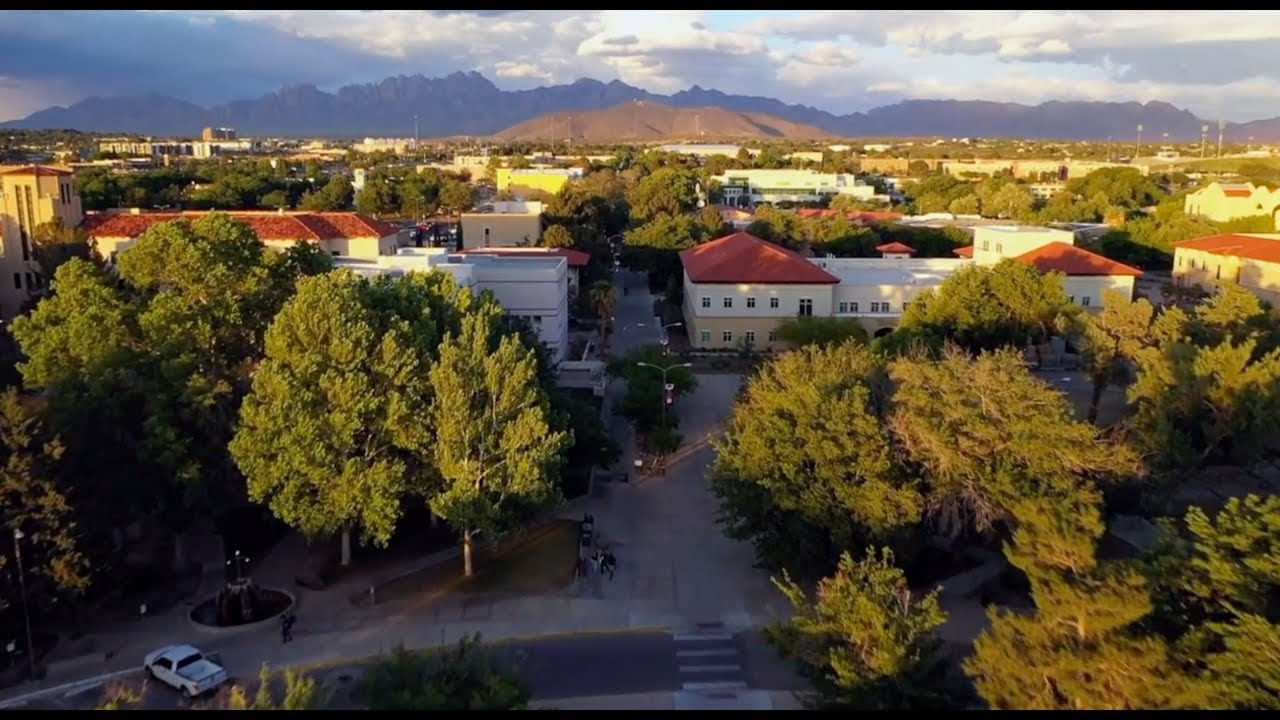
[603,549,617,580]
[280,612,295,644]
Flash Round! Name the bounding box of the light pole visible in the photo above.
[657,322,683,354]
[635,361,692,429]
[12,529,35,680]
[226,549,250,583]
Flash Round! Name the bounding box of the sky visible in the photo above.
[3,9,1280,122]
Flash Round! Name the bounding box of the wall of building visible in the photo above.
[972,225,1076,263]
[1062,275,1136,307]
[494,169,578,195]
[683,276,836,321]
[459,214,543,249]
[1171,246,1280,304]
[0,170,83,317]
[1184,183,1280,227]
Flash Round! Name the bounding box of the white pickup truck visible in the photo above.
[143,644,229,698]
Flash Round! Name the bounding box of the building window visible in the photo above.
[838,301,849,313]
[24,272,33,291]
[699,330,710,343]
[870,302,880,312]
[798,298,813,316]
[996,243,1003,254]
[483,227,491,246]
[882,303,892,313]
[744,330,756,345]
[769,297,779,309]
[1216,265,1221,280]
[1069,295,1075,304]
[11,274,19,290]
[851,302,859,312]
[33,273,42,289]
[723,297,733,308]
[1081,296,1091,307]
[767,330,777,342]
[330,250,340,257]
[722,330,733,342]
[746,297,756,308]
[982,240,990,251]
[701,296,711,308]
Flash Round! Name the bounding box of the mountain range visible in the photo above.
[496,102,832,141]
[5,71,1280,142]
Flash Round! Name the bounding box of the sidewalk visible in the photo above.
[532,690,805,710]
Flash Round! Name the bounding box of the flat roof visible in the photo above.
[826,265,956,287]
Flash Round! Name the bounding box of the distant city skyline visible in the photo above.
[2,10,1279,122]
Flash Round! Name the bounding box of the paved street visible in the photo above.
[15,629,800,709]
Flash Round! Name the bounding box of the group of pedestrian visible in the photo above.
[592,548,618,580]
[575,513,619,581]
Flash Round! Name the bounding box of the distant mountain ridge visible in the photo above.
[5,70,1279,141]
[496,102,834,141]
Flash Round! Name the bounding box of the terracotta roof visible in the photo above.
[1015,242,1143,277]
[1174,232,1280,264]
[85,211,399,241]
[1223,188,1253,198]
[954,245,975,258]
[457,247,590,268]
[876,242,916,254]
[0,165,73,177]
[679,232,839,285]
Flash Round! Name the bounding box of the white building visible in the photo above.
[711,169,876,206]
[658,144,751,158]
[337,248,569,364]
[680,226,1142,350]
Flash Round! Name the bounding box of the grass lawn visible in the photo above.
[1157,156,1280,173]
[358,519,580,606]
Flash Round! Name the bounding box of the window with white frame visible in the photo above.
[723,297,733,308]
[1081,296,1091,307]
[746,297,756,308]
[769,297,779,309]
[851,301,859,312]
[870,301,881,312]
[767,330,777,342]
[699,330,710,343]
[701,296,710,308]
[838,301,849,313]
[798,298,813,316]
[744,330,756,345]
[722,330,733,342]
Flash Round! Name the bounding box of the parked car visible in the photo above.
[143,644,228,698]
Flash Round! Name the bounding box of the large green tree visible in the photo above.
[230,271,455,565]
[774,316,870,349]
[712,343,919,578]
[1074,289,1155,424]
[771,548,950,709]
[429,311,569,576]
[626,166,698,222]
[31,218,93,280]
[356,637,530,711]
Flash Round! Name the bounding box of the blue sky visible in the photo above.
[2,10,1279,121]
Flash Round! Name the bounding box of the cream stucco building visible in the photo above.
[1183,182,1280,229]
[711,169,876,206]
[459,201,543,249]
[1172,232,1280,305]
[680,225,1142,351]
[0,165,83,318]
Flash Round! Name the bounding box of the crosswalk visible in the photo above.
[671,621,747,693]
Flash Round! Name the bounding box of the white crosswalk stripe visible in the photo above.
[671,621,749,694]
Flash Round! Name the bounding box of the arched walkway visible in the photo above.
[873,327,895,339]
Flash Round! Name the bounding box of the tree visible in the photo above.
[356,637,530,711]
[622,212,705,281]
[695,204,728,237]
[984,182,1036,220]
[889,347,1137,537]
[216,664,323,710]
[31,218,92,279]
[541,224,574,249]
[1074,289,1155,424]
[771,549,949,709]
[774,316,870,349]
[612,345,697,444]
[627,166,697,223]
[428,311,569,577]
[712,343,919,578]
[437,180,476,216]
[230,271,443,566]
[355,175,401,216]
[588,279,616,331]
[899,260,1077,355]
[550,390,620,473]
[260,189,291,210]
[0,390,89,609]
[300,175,354,211]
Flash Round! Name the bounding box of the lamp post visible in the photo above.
[226,550,251,583]
[635,361,692,429]
[12,529,35,680]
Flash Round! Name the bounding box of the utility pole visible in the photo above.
[635,361,692,432]
[13,529,35,680]
[1134,124,1143,160]
[1201,124,1209,158]
[413,114,419,151]
[1218,119,1226,158]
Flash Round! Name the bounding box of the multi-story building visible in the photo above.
[494,168,583,196]
[1172,232,1280,305]
[456,247,590,297]
[680,225,1142,350]
[1183,182,1280,229]
[87,210,402,262]
[711,169,875,206]
[0,165,83,317]
[201,127,237,141]
[337,247,570,364]
[459,201,543,250]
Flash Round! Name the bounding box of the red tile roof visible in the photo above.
[85,211,399,242]
[1223,188,1253,198]
[1174,232,1280,264]
[876,242,916,254]
[458,247,590,268]
[0,165,73,177]
[680,232,839,285]
[1015,242,1143,277]
[954,245,975,258]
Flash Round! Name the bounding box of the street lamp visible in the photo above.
[12,529,35,680]
[226,550,251,583]
[635,361,692,429]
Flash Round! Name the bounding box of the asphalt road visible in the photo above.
[14,629,795,710]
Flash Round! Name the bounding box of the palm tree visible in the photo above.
[589,280,617,343]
